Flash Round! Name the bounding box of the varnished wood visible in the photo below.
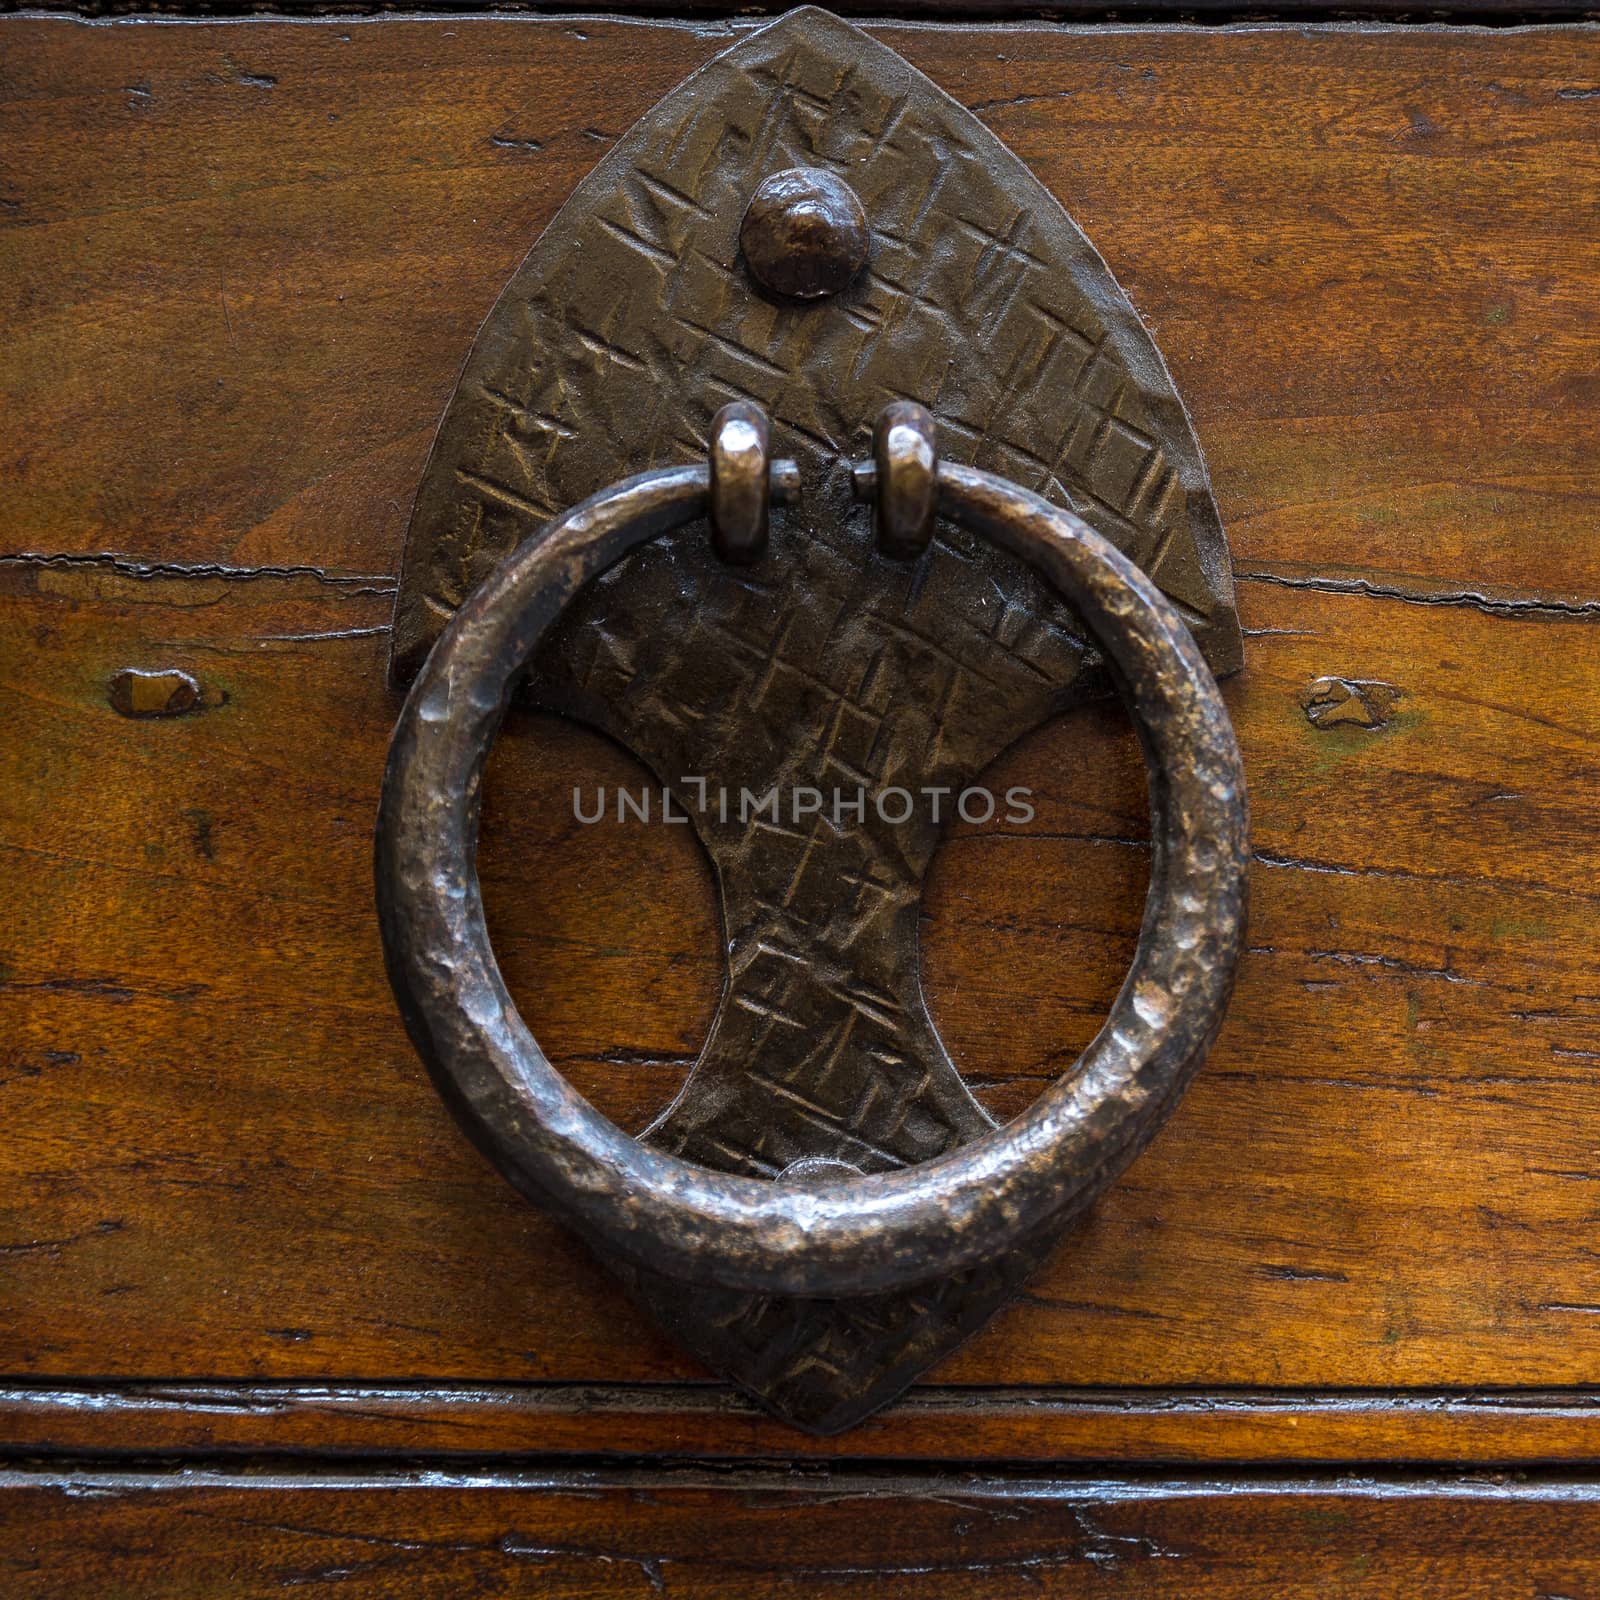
[13,1381,1600,1465]
[6,1465,1600,1597]
[15,1,1600,19]
[2,13,1599,1473]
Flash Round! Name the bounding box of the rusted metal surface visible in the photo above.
[739,166,871,301]
[381,8,1247,1431]
[709,400,798,563]
[377,414,1248,1430]
[862,401,938,557]
[390,6,1241,685]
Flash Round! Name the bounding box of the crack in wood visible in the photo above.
[1237,567,1600,619]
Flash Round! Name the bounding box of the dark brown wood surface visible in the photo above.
[14,1379,1600,1465]
[7,1466,1600,1597]
[3,10,1599,1485]
[15,0,1600,20]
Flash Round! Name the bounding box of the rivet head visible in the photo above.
[740,167,870,301]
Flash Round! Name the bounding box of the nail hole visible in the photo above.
[108,667,204,719]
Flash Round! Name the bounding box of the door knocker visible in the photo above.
[378,6,1248,1433]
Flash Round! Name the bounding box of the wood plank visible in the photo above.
[5,19,1597,602]
[26,0,1600,19]
[2,15,1598,1455]
[12,1381,1600,1465]
[5,570,1599,1398]
[4,1465,1600,1597]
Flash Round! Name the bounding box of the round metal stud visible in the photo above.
[740,167,870,301]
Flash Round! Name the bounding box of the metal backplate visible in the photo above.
[391,5,1241,1432]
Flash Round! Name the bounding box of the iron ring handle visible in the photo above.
[376,403,1249,1300]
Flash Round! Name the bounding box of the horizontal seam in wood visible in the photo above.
[6,1459,1600,1495]
[7,1378,1600,1403]
[2,4,1598,27]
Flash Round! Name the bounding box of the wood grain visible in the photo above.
[6,1465,1600,1597]
[16,0,1600,19]
[13,1381,1600,1465]
[2,14,1599,1460]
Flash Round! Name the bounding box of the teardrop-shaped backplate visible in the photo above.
[390,5,1242,1433]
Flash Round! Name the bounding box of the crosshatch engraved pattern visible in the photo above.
[390,7,1240,1429]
